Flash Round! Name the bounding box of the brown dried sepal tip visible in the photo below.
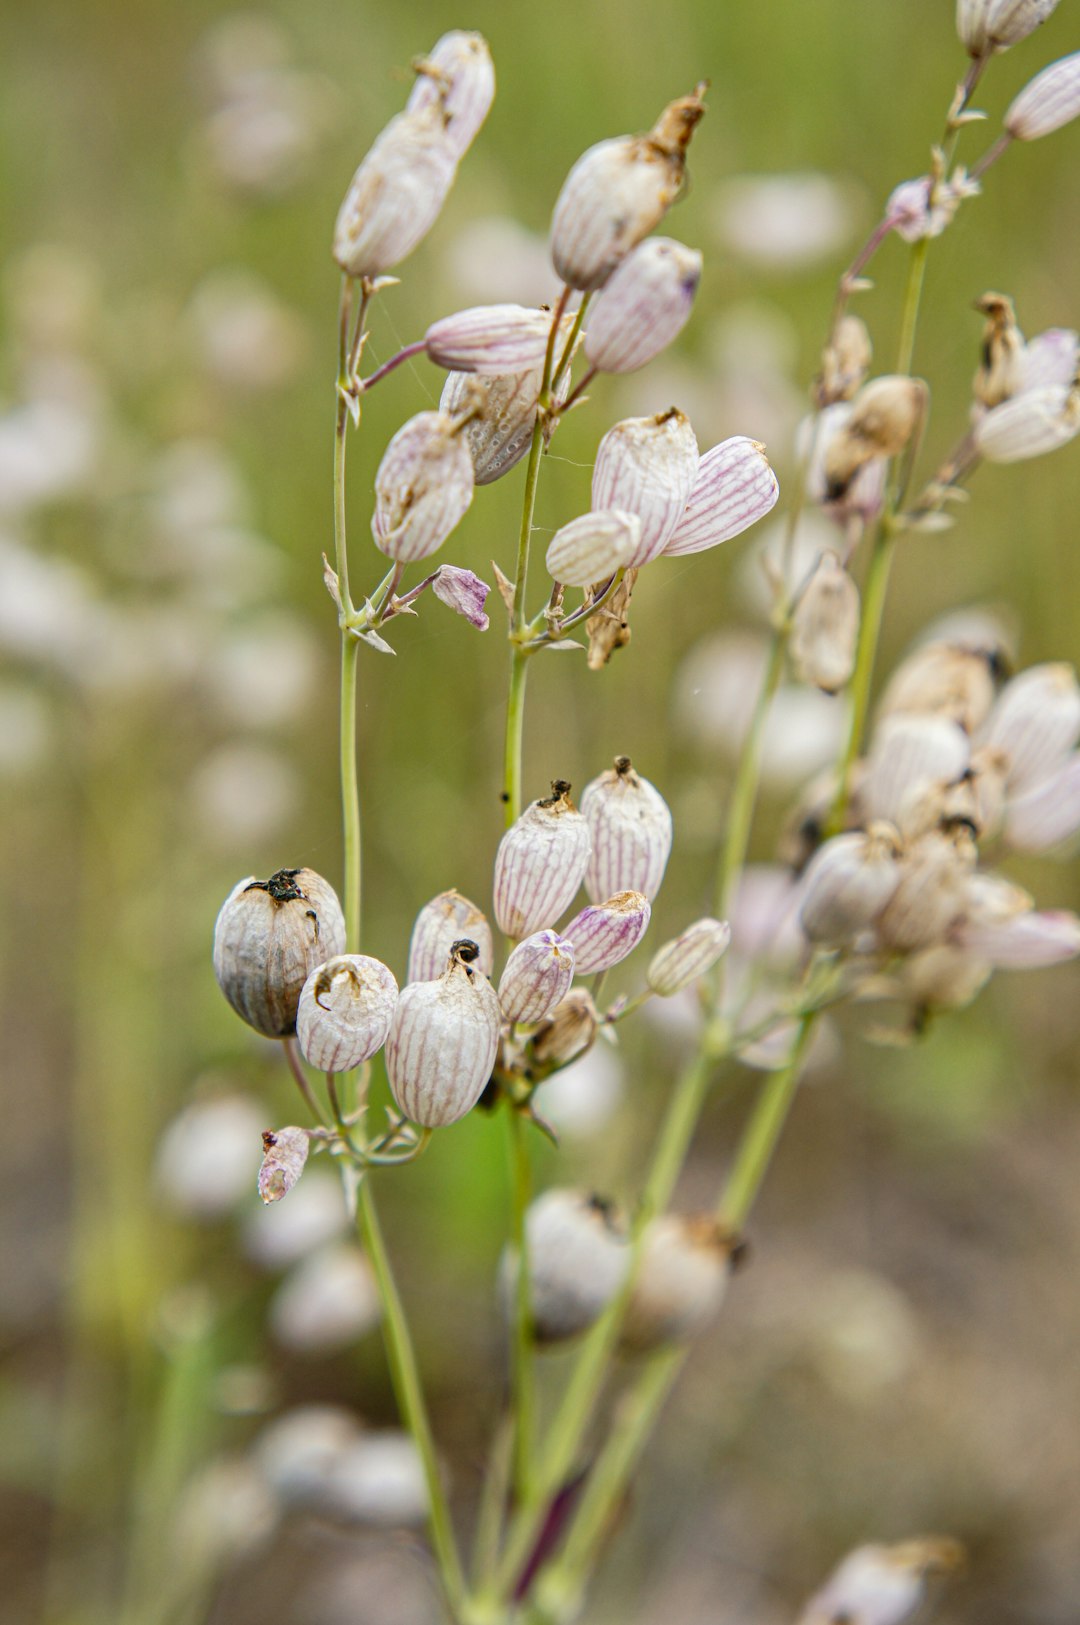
[586,568,639,669]
[648,84,708,161]
[539,779,575,810]
[245,868,308,904]
[973,290,1023,409]
[449,936,482,973]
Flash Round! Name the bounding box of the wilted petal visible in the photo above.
[1005,51,1080,141]
[975,384,1080,461]
[798,1537,964,1625]
[663,436,779,556]
[1005,752,1080,850]
[258,1126,310,1204]
[958,908,1080,967]
[430,564,491,629]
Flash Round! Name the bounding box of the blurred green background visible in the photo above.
[2,0,1079,1621]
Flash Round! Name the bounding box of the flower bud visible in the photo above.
[1005,50,1080,140]
[406,30,495,160]
[494,780,591,938]
[440,351,574,485]
[545,510,641,588]
[823,376,927,499]
[563,890,651,974]
[974,384,1080,461]
[333,105,458,279]
[885,174,976,245]
[958,0,1060,55]
[517,1189,630,1342]
[799,825,902,945]
[550,89,706,292]
[1005,751,1080,849]
[531,988,599,1067]
[584,238,702,373]
[592,409,699,565]
[663,436,780,557]
[498,931,575,1023]
[817,314,872,404]
[258,1126,310,1205]
[958,908,1080,967]
[580,755,673,903]
[425,305,558,374]
[296,954,399,1072]
[621,1215,736,1352]
[790,551,860,694]
[876,830,976,953]
[385,941,501,1127]
[864,715,971,827]
[877,641,1001,735]
[798,1537,964,1625]
[646,918,731,995]
[408,889,494,983]
[213,868,347,1038]
[985,662,1080,790]
[372,410,475,563]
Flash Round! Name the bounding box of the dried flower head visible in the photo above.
[333,105,457,279]
[385,940,501,1127]
[213,868,347,1038]
[296,954,399,1072]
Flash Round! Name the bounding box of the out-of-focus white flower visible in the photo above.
[0,378,102,516]
[322,1433,428,1527]
[958,0,1060,56]
[736,512,839,623]
[156,1093,264,1220]
[253,1405,362,1503]
[713,172,861,270]
[207,614,320,731]
[242,1169,349,1270]
[444,216,561,307]
[532,1041,623,1139]
[268,1243,381,1354]
[798,1537,964,1625]
[175,1457,278,1572]
[1018,327,1079,392]
[187,270,308,392]
[975,383,1080,462]
[190,743,299,850]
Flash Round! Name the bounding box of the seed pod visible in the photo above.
[406,30,495,160]
[621,1215,736,1352]
[663,436,780,557]
[296,955,399,1072]
[545,510,641,589]
[408,889,494,982]
[807,403,889,520]
[973,292,1025,409]
[823,376,927,499]
[817,314,872,406]
[213,868,347,1038]
[333,105,458,279]
[440,348,574,485]
[877,641,1001,735]
[592,409,700,565]
[798,825,902,945]
[876,830,976,954]
[1005,50,1080,140]
[958,908,1080,967]
[584,237,702,373]
[646,918,731,995]
[371,410,475,563]
[974,383,1080,462]
[580,755,673,902]
[518,1189,630,1342]
[498,931,575,1023]
[385,941,501,1127]
[798,1538,965,1625]
[985,662,1080,791]
[530,988,599,1068]
[425,305,558,374]
[901,944,992,1011]
[563,891,651,974]
[790,551,860,694]
[258,1127,310,1205]
[864,714,971,827]
[958,0,1060,56]
[1005,751,1080,850]
[494,780,591,938]
[550,88,706,292]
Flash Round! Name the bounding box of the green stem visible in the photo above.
[341,632,362,948]
[357,1178,466,1613]
[507,1107,536,1503]
[551,292,589,394]
[716,628,787,921]
[504,647,530,827]
[895,237,928,380]
[717,1011,816,1229]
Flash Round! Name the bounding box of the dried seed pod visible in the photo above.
[550,88,706,292]
[371,410,475,563]
[958,0,1060,56]
[425,304,558,374]
[1005,751,1080,850]
[406,30,495,160]
[563,890,651,974]
[798,1537,965,1625]
[213,868,347,1038]
[517,1189,631,1342]
[258,1127,310,1205]
[817,314,872,407]
[296,955,399,1072]
[385,941,501,1127]
[333,105,458,279]
[621,1215,736,1352]
[974,383,1080,461]
[408,889,494,982]
[864,714,971,827]
[494,780,591,938]
[973,292,1025,409]
[984,662,1080,791]
[584,237,702,373]
[790,551,860,694]
[545,510,641,589]
[876,830,976,954]
[580,756,673,902]
[498,931,575,1023]
[798,825,902,945]
[901,944,992,1011]
[876,640,1001,735]
[531,988,598,1067]
[823,376,927,499]
[1005,50,1080,140]
[663,436,780,557]
[646,918,731,995]
[592,409,700,564]
[440,347,574,485]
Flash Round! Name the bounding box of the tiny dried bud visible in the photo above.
[798,1537,965,1625]
[790,550,860,694]
[296,955,399,1072]
[1005,751,1080,850]
[864,714,971,827]
[1005,50,1080,141]
[518,1189,630,1342]
[823,376,927,499]
[406,30,494,160]
[817,314,872,406]
[545,510,641,589]
[974,383,1080,462]
[580,755,673,902]
[958,0,1060,56]
[407,890,494,983]
[493,781,591,938]
[646,918,731,995]
[550,88,706,292]
[973,291,1025,408]
[621,1215,736,1352]
[798,825,902,945]
[584,237,702,373]
[498,931,575,1023]
[877,641,1001,735]
[592,409,700,565]
[440,350,574,485]
[663,437,779,557]
[563,890,651,974]
[333,105,457,279]
[424,305,559,373]
[385,941,501,1127]
[258,1127,310,1205]
[372,410,475,563]
[531,988,598,1067]
[985,662,1080,791]
[876,830,976,953]
[430,565,490,630]
[213,868,347,1038]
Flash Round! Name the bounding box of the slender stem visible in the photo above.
[341,633,362,948]
[282,1037,329,1127]
[357,1178,467,1612]
[471,1415,515,1592]
[970,129,1013,183]
[895,237,929,380]
[507,1108,536,1503]
[717,1011,816,1228]
[716,629,787,921]
[551,293,590,393]
[559,365,597,415]
[360,337,428,392]
[504,647,530,827]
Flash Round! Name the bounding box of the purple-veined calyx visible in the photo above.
[372,409,476,563]
[385,940,501,1127]
[563,890,651,974]
[498,931,576,1023]
[584,237,702,373]
[545,510,640,589]
[580,755,672,902]
[592,409,699,565]
[494,781,591,939]
[258,1127,311,1205]
[296,954,399,1073]
[663,436,780,557]
[408,890,494,983]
